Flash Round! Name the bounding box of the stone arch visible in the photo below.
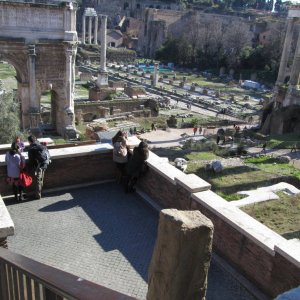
[0,55,28,84]
[0,1,77,137]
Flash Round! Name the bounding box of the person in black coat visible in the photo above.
[27,135,49,199]
[126,141,149,192]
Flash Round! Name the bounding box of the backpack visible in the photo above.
[36,144,51,166]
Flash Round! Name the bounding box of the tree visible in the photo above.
[0,92,21,144]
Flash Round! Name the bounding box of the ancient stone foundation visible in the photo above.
[147,209,213,300]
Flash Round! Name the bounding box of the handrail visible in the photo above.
[0,248,136,300]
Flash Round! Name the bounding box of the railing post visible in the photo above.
[45,287,63,300]
[0,261,9,300]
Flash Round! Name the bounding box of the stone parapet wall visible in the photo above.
[0,144,116,196]
[137,152,300,298]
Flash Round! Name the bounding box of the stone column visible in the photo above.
[100,15,107,72]
[276,18,295,86]
[94,16,98,45]
[147,209,214,300]
[88,16,92,44]
[28,45,37,109]
[96,15,108,88]
[82,14,86,44]
[65,47,76,118]
[288,29,300,87]
[152,62,159,87]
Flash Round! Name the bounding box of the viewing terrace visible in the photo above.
[0,138,299,299]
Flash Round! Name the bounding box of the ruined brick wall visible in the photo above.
[138,8,254,58]
[75,99,157,118]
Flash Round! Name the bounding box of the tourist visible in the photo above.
[112,131,129,183]
[5,142,26,202]
[27,135,51,200]
[291,143,298,153]
[262,142,267,155]
[199,126,202,135]
[151,123,156,131]
[15,136,25,152]
[126,141,149,192]
[193,127,197,136]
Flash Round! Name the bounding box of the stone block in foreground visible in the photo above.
[147,209,214,300]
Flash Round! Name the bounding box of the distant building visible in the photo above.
[106,29,123,47]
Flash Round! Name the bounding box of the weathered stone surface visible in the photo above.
[0,1,78,136]
[0,195,14,241]
[147,209,213,300]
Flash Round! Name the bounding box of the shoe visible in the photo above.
[18,193,28,202]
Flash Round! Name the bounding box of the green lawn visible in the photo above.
[245,156,300,180]
[75,85,89,98]
[0,63,16,79]
[0,63,17,92]
[242,192,300,237]
[266,133,300,149]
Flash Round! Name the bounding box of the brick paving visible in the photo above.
[5,183,265,300]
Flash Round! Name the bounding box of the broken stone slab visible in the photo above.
[0,195,14,248]
[147,209,213,300]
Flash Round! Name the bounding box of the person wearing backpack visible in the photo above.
[27,135,51,199]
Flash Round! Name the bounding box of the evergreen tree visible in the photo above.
[0,92,21,144]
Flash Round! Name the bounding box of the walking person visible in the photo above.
[262,142,267,155]
[27,135,51,200]
[193,127,197,136]
[5,142,26,202]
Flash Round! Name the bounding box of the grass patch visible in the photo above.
[134,116,169,131]
[75,86,89,98]
[241,192,300,237]
[0,64,17,92]
[186,160,280,200]
[245,156,300,180]
[0,63,16,79]
[266,133,300,149]
[185,151,218,161]
[41,91,51,104]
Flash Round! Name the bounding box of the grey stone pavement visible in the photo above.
[5,182,267,300]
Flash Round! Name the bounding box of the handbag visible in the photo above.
[19,170,33,188]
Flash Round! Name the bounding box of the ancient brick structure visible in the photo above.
[0,1,78,137]
[262,6,300,134]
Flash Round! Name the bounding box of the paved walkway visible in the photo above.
[5,183,265,300]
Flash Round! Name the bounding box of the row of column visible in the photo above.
[82,15,98,45]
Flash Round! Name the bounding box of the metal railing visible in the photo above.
[0,248,135,300]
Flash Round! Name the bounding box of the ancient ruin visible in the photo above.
[0,0,78,137]
[262,6,300,134]
[82,7,98,45]
[147,209,213,300]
